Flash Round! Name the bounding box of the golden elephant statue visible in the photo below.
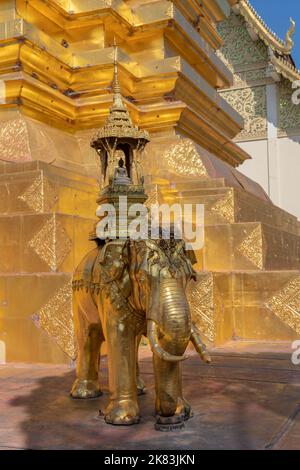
[71,236,210,430]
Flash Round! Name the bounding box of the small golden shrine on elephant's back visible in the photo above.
[90,44,150,240]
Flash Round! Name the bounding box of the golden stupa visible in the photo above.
[0,0,299,364]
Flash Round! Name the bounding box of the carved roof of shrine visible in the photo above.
[91,44,150,149]
[230,0,300,82]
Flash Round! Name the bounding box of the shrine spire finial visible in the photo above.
[112,37,122,98]
[90,37,150,150]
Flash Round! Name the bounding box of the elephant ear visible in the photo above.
[98,240,128,264]
[147,276,161,324]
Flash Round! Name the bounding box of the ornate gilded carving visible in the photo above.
[279,79,300,132]
[91,42,149,187]
[237,225,263,270]
[285,18,296,51]
[28,216,72,271]
[162,140,208,178]
[34,280,76,359]
[220,86,267,140]
[211,190,235,223]
[187,275,214,342]
[0,119,31,162]
[145,185,159,209]
[265,276,300,335]
[233,68,267,87]
[271,54,300,85]
[18,175,58,213]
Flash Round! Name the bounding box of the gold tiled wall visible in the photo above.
[0,161,97,363]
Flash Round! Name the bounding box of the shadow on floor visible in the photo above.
[8,358,300,450]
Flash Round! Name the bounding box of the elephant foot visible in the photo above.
[177,398,193,421]
[137,376,146,396]
[155,414,185,432]
[70,379,102,399]
[105,400,140,426]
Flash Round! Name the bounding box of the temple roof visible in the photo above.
[230,0,300,81]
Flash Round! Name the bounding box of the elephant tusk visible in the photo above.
[147,320,189,363]
[191,325,211,364]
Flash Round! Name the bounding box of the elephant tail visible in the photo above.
[191,325,211,364]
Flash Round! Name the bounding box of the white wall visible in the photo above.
[278,136,300,220]
[238,137,300,221]
[238,140,269,195]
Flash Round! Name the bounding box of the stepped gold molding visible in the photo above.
[15,0,231,88]
[0,38,240,130]
[0,73,248,166]
[0,2,250,167]
[173,0,224,50]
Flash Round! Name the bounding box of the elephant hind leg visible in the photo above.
[136,333,146,396]
[70,293,104,399]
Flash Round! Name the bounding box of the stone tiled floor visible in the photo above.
[0,342,300,450]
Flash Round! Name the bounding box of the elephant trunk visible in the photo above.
[147,320,189,363]
[148,278,191,363]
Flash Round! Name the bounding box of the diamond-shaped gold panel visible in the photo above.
[211,189,235,223]
[145,185,159,209]
[28,216,72,271]
[187,275,215,342]
[237,225,263,269]
[34,281,76,359]
[265,276,300,335]
[163,140,209,178]
[18,175,58,213]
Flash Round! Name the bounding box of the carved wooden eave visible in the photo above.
[270,54,300,83]
[229,0,300,83]
[232,0,295,55]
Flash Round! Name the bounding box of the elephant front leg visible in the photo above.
[153,356,186,431]
[152,325,192,431]
[71,296,103,399]
[104,317,140,426]
[177,364,192,421]
[153,354,180,416]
